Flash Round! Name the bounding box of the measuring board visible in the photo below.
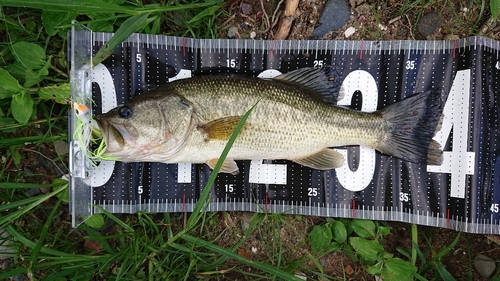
[69,26,500,234]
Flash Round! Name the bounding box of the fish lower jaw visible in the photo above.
[103,147,153,163]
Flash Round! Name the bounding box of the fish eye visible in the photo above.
[118,105,133,119]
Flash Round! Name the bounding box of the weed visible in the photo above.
[309,219,418,280]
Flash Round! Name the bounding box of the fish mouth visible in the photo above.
[95,116,127,153]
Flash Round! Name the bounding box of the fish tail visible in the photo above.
[376,89,444,165]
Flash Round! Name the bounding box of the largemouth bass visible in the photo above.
[95,68,443,174]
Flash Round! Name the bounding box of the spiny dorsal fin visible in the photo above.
[273,67,344,104]
[199,116,245,141]
[292,148,344,170]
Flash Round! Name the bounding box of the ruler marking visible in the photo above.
[453,39,456,58]
[270,40,274,60]
[360,40,364,60]
[315,40,318,59]
[352,199,356,218]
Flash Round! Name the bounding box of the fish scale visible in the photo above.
[70,27,500,234]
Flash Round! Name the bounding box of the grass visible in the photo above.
[1,0,500,280]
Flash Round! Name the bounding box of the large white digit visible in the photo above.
[427,69,474,198]
[89,63,117,187]
[249,160,287,184]
[335,70,378,192]
[169,69,192,82]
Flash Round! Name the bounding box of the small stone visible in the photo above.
[0,228,15,259]
[241,23,250,30]
[474,254,496,278]
[443,34,460,40]
[417,12,442,37]
[241,2,252,15]
[378,23,388,31]
[344,26,356,38]
[240,212,254,232]
[319,256,329,268]
[40,186,51,194]
[227,26,239,38]
[255,232,262,241]
[25,187,41,197]
[23,167,34,175]
[53,140,68,157]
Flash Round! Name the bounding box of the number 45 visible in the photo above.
[491,204,499,213]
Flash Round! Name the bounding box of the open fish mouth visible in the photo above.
[94,116,126,153]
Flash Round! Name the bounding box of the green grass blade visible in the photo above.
[411,224,417,266]
[0,134,63,148]
[93,205,135,233]
[0,186,65,227]
[0,0,134,14]
[5,224,107,259]
[182,233,303,280]
[92,13,150,66]
[491,0,500,21]
[0,182,53,189]
[0,267,27,280]
[28,197,62,272]
[433,233,460,260]
[0,196,45,212]
[436,260,457,281]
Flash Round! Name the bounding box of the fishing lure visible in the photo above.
[72,100,115,165]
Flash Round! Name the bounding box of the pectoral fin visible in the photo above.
[199,116,245,141]
[292,148,344,170]
[206,158,240,175]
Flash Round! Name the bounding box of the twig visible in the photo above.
[271,10,282,30]
[271,0,285,26]
[478,16,495,36]
[405,14,414,40]
[21,148,65,176]
[221,13,236,27]
[388,16,401,25]
[240,13,256,24]
[260,0,271,37]
[273,0,299,40]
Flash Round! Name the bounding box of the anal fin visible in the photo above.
[292,148,344,170]
[199,116,244,141]
[206,158,240,175]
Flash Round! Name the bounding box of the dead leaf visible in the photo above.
[84,239,102,251]
[237,247,252,260]
[344,264,354,275]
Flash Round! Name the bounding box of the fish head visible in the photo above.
[95,91,195,162]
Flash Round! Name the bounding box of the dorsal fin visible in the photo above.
[272,67,344,104]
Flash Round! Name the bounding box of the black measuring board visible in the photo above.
[69,31,500,234]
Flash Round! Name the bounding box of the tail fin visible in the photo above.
[376,90,444,165]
